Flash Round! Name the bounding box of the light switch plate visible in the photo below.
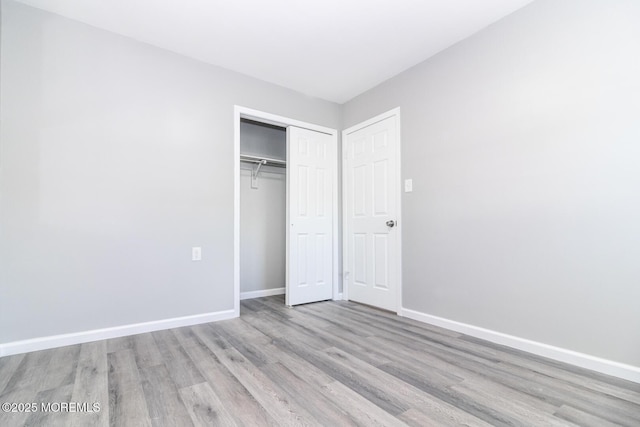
[404,179,413,193]
[192,247,202,261]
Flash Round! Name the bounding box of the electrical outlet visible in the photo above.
[192,247,202,261]
[404,179,413,192]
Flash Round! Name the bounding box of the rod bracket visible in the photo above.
[251,159,267,189]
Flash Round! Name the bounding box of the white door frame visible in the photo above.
[342,107,402,314]
[233,106,339,316]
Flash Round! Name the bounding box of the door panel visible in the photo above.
[374,233,389,289]
[287,127,334,306]
[344,115,399,311]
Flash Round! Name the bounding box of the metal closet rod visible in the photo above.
[240,154,286,168]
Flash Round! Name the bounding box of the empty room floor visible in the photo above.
[1,296,639,426]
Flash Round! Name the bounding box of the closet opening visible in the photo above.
[239,118,287,303]
[233,105,340,316]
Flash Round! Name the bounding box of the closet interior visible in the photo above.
[239,119,287,299]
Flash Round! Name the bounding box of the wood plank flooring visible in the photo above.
[1,295,639,426]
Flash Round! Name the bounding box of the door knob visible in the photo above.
[386,220,396,228]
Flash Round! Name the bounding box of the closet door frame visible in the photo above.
[233,106,339,316]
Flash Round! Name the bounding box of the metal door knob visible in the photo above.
[386,220,396,228]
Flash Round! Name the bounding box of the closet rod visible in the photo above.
[240,154,286,168]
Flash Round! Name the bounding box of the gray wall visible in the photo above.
[343,0,640,366]
[240,121,286,294]
[0,0,339,343]
[240,169,286,294]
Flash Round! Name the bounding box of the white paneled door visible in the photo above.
[344,112,400,312]
[287,126,334,305]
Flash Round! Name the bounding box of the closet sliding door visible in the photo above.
[286,126,334,306]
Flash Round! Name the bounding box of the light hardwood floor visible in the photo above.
[1,296,639,426]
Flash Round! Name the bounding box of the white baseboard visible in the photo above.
[0,309,237,358]
[240,287,285,300]
[400,308,640,384]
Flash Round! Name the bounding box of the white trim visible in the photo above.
[286,128,291,305]
[238,106,336,135]
[234,106,339,310]
[332,126,340,305]
[342,107,402,313]
[0,309,236,358]
[240,287,285,300]
[341,136,349,302]
[394,110,402,316]
[234,107,241,318]
[400,308,640,384]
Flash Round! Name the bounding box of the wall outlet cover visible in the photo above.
[404,179,413,192]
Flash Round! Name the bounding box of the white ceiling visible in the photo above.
[14,0,535,104]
